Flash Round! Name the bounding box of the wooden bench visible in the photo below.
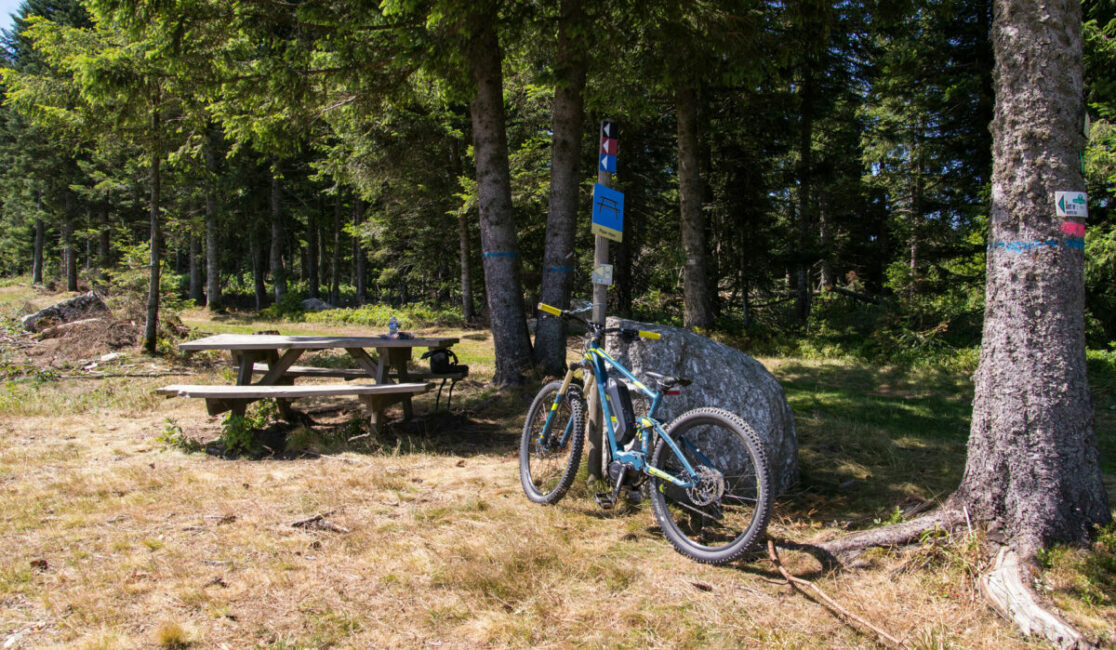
[158,382,432,430]
[249,363,368,379]
[248,363,468,409]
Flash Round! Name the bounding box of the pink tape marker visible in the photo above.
[1060,221,1086,238]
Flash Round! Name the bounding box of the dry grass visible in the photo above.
[0,296,1106,647]
[0,406,1038,648]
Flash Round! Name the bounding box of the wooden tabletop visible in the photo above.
[179,334,459,351]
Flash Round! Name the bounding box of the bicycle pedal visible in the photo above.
[625,489,643,504]
[594,492,615,510]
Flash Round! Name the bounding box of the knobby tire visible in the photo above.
[649,407,772,565]
[519,381,586,505]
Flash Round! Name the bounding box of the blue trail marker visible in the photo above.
[599,119,618,173]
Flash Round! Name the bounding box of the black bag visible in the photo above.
[605,377,636,447]
[421,348,468,375]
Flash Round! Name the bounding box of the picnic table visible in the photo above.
[158,333,462,430]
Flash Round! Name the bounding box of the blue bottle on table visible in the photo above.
[388,315,399,338]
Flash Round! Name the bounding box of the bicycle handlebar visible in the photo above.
[537,303,662,341]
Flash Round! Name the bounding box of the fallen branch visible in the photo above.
[767,540,909,649]
[290,511,350,534]
[979,548,1094,650]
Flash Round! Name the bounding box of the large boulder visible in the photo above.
[21,291,111,332]
[301,297,334,311]
[604,317,798,494]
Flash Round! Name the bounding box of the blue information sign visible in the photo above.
[591,183,624,242]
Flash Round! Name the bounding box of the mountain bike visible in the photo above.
[519,302,773,565]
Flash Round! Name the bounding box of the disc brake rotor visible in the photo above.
[686,465,726,507]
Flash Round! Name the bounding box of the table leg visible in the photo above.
[259,348,304,385]
[385,347,414,418]
[345,348,382,381]
[234,351,260,386]
[359,393,413,435]
[206,398,249,417]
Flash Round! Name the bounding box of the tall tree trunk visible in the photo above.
[62,191,77,291]
[60,215,77,292]
[205,201,220,310]
[97,211,110,282]
[189,232,203,304]
[613,186,638,318]
[950,0,1110,557]
[318,218,329,299]
[469,7,533,384]
[308,198,319,299]
[677,85,712,329]
[819,197,834,289]
[32,214,44,285]
[908,129,924,297]
[534,0,587,374]
[795,75,816,324]
[251,229,266,311]
[269,170,285,304]
[204,132,222,311]
[143,126,161,355]
[449,138,475,321]
[353,197,366,305]
[331,194,342,305]
[614,130,644,318]
[458,210,474,321]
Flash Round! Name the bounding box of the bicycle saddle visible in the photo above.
[644,371,692,389]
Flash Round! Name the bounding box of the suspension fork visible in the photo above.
[540,366,581,445]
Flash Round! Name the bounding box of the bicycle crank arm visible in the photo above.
[594,464,632,510]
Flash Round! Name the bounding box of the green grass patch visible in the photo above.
[771,359,973,521]
[1040,523,1116,644]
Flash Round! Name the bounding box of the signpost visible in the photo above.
[588,119,620,480]
[593,119,620,325]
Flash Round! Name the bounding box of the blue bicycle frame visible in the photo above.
[583,342,703,490]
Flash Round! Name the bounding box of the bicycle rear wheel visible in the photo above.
[648,407,772,564]
[519,381,586,505]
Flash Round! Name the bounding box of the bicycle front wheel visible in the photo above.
[519,381,586,505]
[649,407,772,564]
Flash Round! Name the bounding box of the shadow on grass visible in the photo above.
[775,358,1115,525]
[201,406,520,462]
[772,360,975,527]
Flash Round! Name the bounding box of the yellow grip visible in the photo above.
[638,331,661,340]
[538,303,562,317]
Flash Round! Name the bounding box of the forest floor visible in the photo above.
[0,284,1113,649]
